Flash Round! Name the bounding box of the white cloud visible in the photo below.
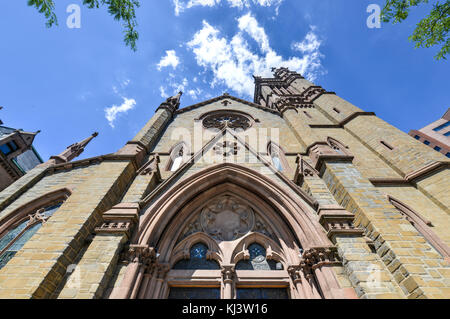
[187,14,324,97]
[188,88,203,100]
[105,97,136,128]
[157,50,180,70]
[173,0,282,15]
[292,27,321,53]
[159,78,189,99]
[160,86,169,98]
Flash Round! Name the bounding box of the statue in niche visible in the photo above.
[200,196,255,241]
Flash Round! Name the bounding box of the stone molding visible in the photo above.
[177,93,280,116]
[369,161,450,185]
[403,161,450,182]
[387,195,450,258]
[317,206,364,241]
[308,143,354,171]
[95,203,140,237]
[137,154,161,180]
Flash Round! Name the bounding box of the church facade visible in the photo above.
[0,68,449,299]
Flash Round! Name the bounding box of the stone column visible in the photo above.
[108,244,156,299]
[221,265,235,299]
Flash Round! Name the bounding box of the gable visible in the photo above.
[152,96,302,170]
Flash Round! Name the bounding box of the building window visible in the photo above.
[202,111,252,132]
[327,137,351,156]
[433,121,450,132]
[167,142,189,172]
[434,146,442,152]
[380,140,394,150]
[446,152,450,158]
[333,108,341,114]
[168,287,221,299]
[268,142,289,172]
[0,141,19,156]
[0,203,62,270]
[388,196,450,258]
[444,131,450,137]
[414,135,420,140]
[236,288,289,299]
[235,243,282,271]
[173,243,220,270]
[424,140,430,145]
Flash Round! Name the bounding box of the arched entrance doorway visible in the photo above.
[110,164,346,299]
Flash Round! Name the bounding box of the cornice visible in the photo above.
[176,94,280,116]
[369,161,450,185]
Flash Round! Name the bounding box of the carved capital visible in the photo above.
[123,245,157,267]
[300,247,340,272]
[221,265,236,283]
[287,265,303,284]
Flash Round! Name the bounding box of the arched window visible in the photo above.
[167,142,189,172]
[0,203,62,270]
[388,196,450,258]
[268,142,288,172]
[236,243,283,270]
[327,137,351,156]
[173,243,220,270]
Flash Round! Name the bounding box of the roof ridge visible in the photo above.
[175,93,280,115]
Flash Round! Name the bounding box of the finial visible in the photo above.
[48,131,99,165]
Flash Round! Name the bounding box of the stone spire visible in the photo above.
[156,91,183,114]
[49,132,99,164]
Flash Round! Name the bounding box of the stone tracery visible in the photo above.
[202,112,251,131]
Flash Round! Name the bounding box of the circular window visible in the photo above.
[202,112,252,131]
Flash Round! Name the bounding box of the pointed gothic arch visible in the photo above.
[267,141,291,173]
[326,137,352,156]
[166,141,190,172]
[0,188,72,270]
[387,195,450,258]
[112,164,347,299]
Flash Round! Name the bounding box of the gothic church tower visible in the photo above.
[0,68,449,299]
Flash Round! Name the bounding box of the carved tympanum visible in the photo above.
[200,196,255,241]
[178,196,278,244]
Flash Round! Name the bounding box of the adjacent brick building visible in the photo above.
[0,68,448,299]
[0,107,44,192]
[409,108,450,158]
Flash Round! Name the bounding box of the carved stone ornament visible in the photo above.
[300,247,340,274]
[202,113,251,131]
[213,141,239,157]
[200,196,255,241]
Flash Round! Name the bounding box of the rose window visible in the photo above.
[202,113,251,131]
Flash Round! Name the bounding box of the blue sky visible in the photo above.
[0,0,448,161]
